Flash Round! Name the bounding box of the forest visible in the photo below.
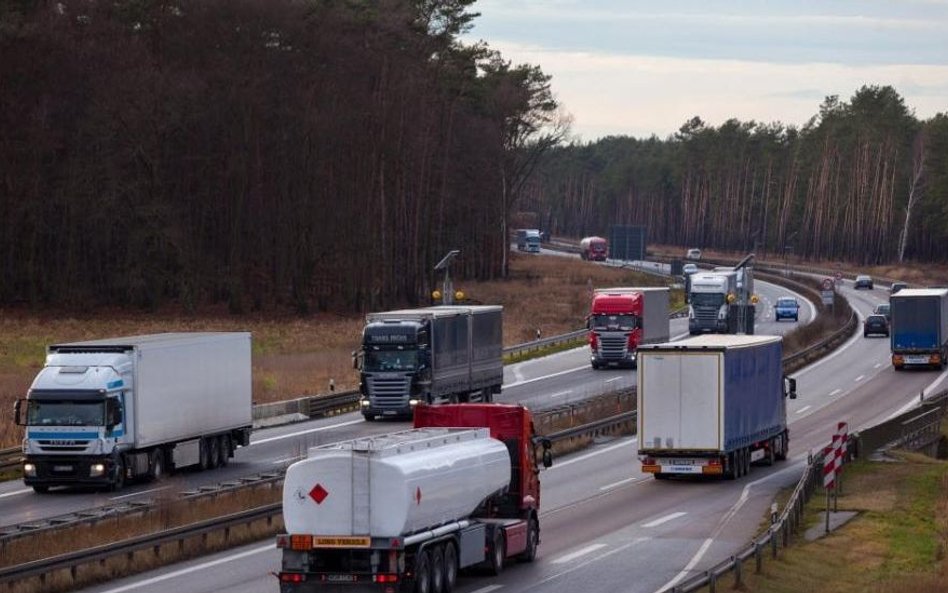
[3,2,946,315]
[0,0,562,312]
[522,86,948,266]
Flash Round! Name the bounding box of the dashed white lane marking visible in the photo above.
[642,512,687,528]
[469,586,503,593]
[874,363,882,369]
[552,543,608,564]
[0,488,31,499]
[796,405,812,414]
[549,391,571,398]
[829,388,841,396]
[855,375,864,382]
[599,477,641,491]
[604,377,622,383]
[109,486,170,501]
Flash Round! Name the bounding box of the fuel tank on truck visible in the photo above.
[282,427,511,538]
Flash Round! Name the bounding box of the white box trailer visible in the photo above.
[16,332,253,492]
[637,334,795,479]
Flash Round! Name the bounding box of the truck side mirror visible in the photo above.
[14,399,23,426]
[540,438,553,468]
[352,350,362,371]
[784,376,797,399]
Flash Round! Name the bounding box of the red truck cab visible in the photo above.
[579,236,608,262]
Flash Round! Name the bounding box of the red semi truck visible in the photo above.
[277,404,552,593]
[579,236,608,261]
[588,287,670,369]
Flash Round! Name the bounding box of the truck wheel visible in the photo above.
[775,432,788,461]
[207,437,220,470]
[486,530,504,576]
[217,436,230,467]
[149,449,165,481]
[362,413,376,422]
[430,545,445,593]
[764,441,775,466]
[199,438,212,470]
[743,448,752,475]
[32,485,49,494]
[442,542,458,593]
[413,550,431,593]
[111,456,126,491]
[520,516,539,562]
[724,453,737,480]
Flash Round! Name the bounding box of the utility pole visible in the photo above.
[434,250,460,305]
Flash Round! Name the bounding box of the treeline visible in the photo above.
[523,86,948,264]
[0,0,559,312]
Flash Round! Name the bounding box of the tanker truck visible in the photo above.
[277,403,552,593]
[354,306,503,420]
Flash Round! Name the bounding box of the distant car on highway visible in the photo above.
[686,248,702,260]
[854,275,874,290]
[874,303,890,320]
[889,281,908,294]
[682,263,699,275]
[774,297,800,322]
[863,314,889,337]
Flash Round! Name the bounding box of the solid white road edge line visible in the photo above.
[97,543,274,593]
[549,437,637,471]
[251,419,364,446]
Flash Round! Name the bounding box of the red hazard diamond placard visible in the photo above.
[309,483,329,505]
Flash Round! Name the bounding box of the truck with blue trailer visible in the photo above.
[637,334,796,479]
[890,288,948,370]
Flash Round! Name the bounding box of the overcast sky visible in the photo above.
[464,1,948,142]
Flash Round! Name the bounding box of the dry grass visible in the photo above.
[707,448,948,593]
[0,253,670,448]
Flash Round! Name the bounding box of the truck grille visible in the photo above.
[365,375,411,409]
[596,333,629,359]
[692,306,719,323]
[37,440,92,452]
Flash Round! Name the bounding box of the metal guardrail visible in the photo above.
[0,447,21,473]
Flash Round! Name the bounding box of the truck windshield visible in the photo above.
[27,401,105,426]
[690,293,725,307]
[364,349,419,372]
[590,314,636,330]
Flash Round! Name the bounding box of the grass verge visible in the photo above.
[704,447,948,593]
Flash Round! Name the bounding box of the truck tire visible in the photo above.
[430,545,445,593]
[724,452,737,480]
[207,437,220,470]
[486,530,504,576]
[32,485,49,494]
[520,516,539,562]
[111,456,126,491]
[743,448,751,476]
[442,542,458,593]
[199,438,212,470]
[219,435,232,467]
[149,449,165,481]
[362,413,376,422]
[775,432,789,461]
[414,549,431,593]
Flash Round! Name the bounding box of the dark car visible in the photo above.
[874,303,890,320]
[863,314,889,337]
[774,297,800,322]
[889,281,908,294]
[854,275,874,290]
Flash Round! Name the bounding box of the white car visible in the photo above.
[683,263,699,275]
[686,248,702,260]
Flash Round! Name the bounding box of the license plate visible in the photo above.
[906,355,930,364]
[382,411,397,415]
[324,574,358,583]
[667,465,703,474]
[53,465,73,472]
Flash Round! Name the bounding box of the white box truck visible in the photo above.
[637,334,796,479]
[15,332,253,492]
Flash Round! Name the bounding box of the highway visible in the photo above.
[8,268,908,593]
[62,278,946,593]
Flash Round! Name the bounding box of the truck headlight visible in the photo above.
[23,463,36,477]
[409,399,420,407]
[89,463,106,477]
[359,398,370,407]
